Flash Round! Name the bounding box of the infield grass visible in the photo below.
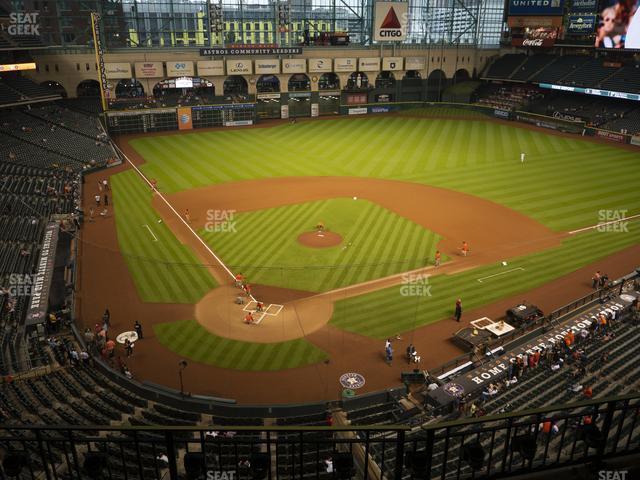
[153,319,328,370]
[199,198,444,292]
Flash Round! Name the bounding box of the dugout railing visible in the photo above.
[0,392,638,479]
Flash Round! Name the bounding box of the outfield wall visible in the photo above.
[106,100,637,148]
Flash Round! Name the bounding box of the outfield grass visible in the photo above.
[330,222,640,339]
[130,116,640,232]
[153,319,328,370]
[111,170,217,303]
[199,198,443,292]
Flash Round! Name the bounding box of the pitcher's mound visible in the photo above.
[298,230,343,248]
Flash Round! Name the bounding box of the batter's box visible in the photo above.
[252,312,267,324]
[242,301,258,312]
[264,304,284,316]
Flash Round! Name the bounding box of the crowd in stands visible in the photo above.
[474,84,544,111]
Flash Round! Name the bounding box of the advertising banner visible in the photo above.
[512,27,558,46]
[226,60,253,75]
[334,58,357,72]
[308,58,332,73]
[255,59,280,74]
[370,106,390,113]
[571,0,598,11]
[177,107,193,130]
[197,60,224,76]
[348,107,368,115]
[25,222,59,327]
[631,135,640,146]
[508,0,565,16]
[105,62,131,79]
[135,62,163,78]
[494,109,511,119]
[311,103,319,117]
[281,104,289,119]
[282,59,306,74]
[382,57,403,71]
[595,129,626,143]
[373,2,409,41]
[166,61,194,77]
[358,57,381,72]
[566,14,597,34]
[225,120,253,127]
[404,57,426,70]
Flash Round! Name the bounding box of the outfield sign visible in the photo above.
[632,135,640,146]
[135,62,163,78]
[255,59,280,74]
[282,59,306,73]
[226,60,252,75]
[166,61,194,77]
[105,62,132,79]
[508,0,565,16]
[382,57,403,71]
[373,2,408,41]
[595,129,627,143]
[539,83,640,101]
[358,57,380,72]
[334,58,357,72]
[494,109,510,119]
[348,107,368,115]
[308,58,332,73]
[570,0,597,12]
[197,60,225,76]
[566,14,597,34]
[201,47,302,56]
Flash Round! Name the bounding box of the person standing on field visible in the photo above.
[454,299,463,322]
[434,250,441,267]
[520,152,525,163]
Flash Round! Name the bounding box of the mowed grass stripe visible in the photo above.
[330,223,640,338]
[153,319,328,370]
[200,199,441,292]
[111,170,216,303]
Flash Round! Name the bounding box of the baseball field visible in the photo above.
[81,110,640,400]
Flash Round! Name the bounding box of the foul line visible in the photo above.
[111,143,257,300]
[477,267,524,283]
[568,213,640,235]
[142,224,158,242]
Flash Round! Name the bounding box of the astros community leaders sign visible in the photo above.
[201,47,302,56]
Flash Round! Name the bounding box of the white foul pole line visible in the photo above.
[568,213,640,235]
[112,143,257,301]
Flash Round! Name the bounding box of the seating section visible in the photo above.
[511,55,556,82]
[0,75,59,106]
[475,84,543,111]
[484,54,526,79]
[0,109,116,168]
[531,55,591,84]
[601,63,640,94]
[559,59,619,88]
